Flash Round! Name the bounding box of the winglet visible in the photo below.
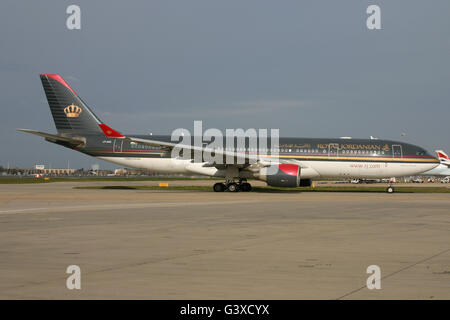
[99,124,124,138]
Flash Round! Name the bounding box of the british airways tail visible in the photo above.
[436,150,450,167]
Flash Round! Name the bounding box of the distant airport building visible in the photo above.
[33,165,76,175]
[40,168,76,175]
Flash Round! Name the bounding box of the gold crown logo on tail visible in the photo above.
[64,104,82,118]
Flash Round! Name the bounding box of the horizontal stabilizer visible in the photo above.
[17,129,85,146]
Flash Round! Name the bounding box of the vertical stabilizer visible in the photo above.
[40,74,102,135]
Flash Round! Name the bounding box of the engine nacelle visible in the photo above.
[260,164,301,188]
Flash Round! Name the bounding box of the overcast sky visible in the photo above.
[1,0,449,169]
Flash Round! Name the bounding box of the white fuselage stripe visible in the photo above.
[97,157,438,179]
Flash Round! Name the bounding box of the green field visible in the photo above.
[3,177,450,193]
[73,185,450,193]
[0,176,219,184]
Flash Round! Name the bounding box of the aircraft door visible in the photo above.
[392,145,402,158]
[113,139,123,153]
[328,143,339,157]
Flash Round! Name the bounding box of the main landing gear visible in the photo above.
[213,179,252,192]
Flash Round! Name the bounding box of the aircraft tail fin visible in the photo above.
[40,74,103,135]
[436,150,450,166]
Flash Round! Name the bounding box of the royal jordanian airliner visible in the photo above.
[19,74,440,193]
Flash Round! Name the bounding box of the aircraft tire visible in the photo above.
[227,183,239,192]
[213,183,226,192]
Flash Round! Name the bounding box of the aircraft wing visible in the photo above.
[99,123,306,169]
[125,135,260,167]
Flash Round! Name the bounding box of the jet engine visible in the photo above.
[259,164,301,187]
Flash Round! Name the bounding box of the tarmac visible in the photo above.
[0,180,449,299]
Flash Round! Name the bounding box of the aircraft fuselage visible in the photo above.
[58,135,440,179]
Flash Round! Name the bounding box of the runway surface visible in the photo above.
[0,181,449,299]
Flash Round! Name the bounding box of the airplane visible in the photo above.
[418,150,450,177]
[19,74,440,193]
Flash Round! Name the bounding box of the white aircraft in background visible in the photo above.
[419,150,450,177]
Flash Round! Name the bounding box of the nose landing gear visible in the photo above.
[213,179,252,192]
